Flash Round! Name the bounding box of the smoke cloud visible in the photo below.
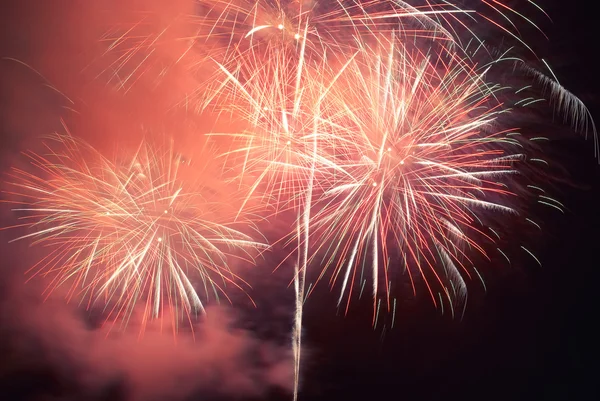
[0,261,293,401]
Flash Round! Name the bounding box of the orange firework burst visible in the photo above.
[3,133,267,332]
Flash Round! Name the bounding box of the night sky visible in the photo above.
[1,2,598,401]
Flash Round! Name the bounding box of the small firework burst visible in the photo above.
[3,134,268,331]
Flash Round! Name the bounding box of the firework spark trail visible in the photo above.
[2,133,268,333]
[199,14,368,398]
[291,61,326,400]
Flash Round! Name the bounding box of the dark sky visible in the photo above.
[1,1,599,401]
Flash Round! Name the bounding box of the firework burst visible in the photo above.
[3,133,268,332]
[305,37,526,318]
[99,1,515,107]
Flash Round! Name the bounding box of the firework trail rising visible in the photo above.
[199,11,363,399]
[2,133,268,333]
